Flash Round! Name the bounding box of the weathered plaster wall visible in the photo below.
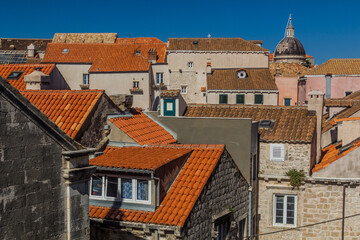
[258,180,360,240]
[275,76,298,106]
[55,63,91,90]
[0,94,66,239]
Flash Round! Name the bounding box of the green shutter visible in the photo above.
[236,94,245,104]
[219,94,228,104]
[254,94,263,104]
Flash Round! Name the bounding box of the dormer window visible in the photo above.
[237,70,247,78]
[7,71,23,80]
[62,48,69,54]
[135,50,141,55]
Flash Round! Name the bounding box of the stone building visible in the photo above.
[0,77,96,239]
[273,15,307,64]
[89,144,249,240]
[299,59,360,104]
[42,34,167,110]
[0,38,51,64]
[166,38,269,104]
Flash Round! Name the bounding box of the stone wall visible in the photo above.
[181,149,249,240]
[258,179,360,240]
[259,142,311,176]
[0,94,66,239]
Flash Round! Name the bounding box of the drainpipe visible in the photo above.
[248,185,252,240]
[325,74,332,99]
[341,184,348,240]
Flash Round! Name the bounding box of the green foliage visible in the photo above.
[228,206,235,213]
[286,169,305,187]
[302,59,312,68]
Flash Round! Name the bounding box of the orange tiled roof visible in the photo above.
[90,146,191,170]
[269,62,311,77]
[42,40,166,72]
[207,68,277,90]
[89,144,225,227]
[0,64,55,90]
[269,53,274,62]
[20,90,103,139]
[312,139,360,173]
[160,90,181,98]
[324,99,358,107]
[322,102,360,133]
[308,59,360,75]
[110,109,176,145]
[184,104,316,143]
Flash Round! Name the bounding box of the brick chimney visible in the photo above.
[308,90,325,163]
[148,48,157,63]
[24,69,50,90]
[206,62,212,75]
[27,43,36,58]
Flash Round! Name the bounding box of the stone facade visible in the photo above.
[90,149,249,240]
[258,179,360,240]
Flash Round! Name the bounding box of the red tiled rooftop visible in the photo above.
[0,64,55,90]
[42,40,166,72]
[20,90,103,139]
[89,144,225,227]
[312,139,360,173]
[110,109,176,145]
[90,146,191,170]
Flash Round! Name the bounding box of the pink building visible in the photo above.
[299,59,360,104]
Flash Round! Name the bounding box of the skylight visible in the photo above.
[7,71,23,80]
[259,120,274,128]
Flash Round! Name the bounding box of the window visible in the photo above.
[254,94,263,104]
[133,81,139,89]
[236,94,245,104]
[156,72,164,84]
[83,74,89,85]
[219,94,228,104]
[273,195,297,226]
[188,62,193,69]
[181,86,187,94]
[90,176,151,204]
[270,144,284,161]
[284,98,291,106]
[237,70,247,78]
[7,71,23,80]
[345,91,353,97]
[215,216,230,240]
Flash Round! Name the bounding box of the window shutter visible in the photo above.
[270,144,284,161]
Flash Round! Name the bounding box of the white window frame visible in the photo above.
[133,81,140,89]
[273,194,297,227]
[156,72,164,85]
[181,86,187,94]
[83,74,89,85]
[188,62,193,69]
[270,143,285,161]
[89,175,151,204]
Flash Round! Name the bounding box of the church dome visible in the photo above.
[275,37,305,56]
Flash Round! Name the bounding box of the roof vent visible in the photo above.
[62,48,69,54]
[193,41,198,45]
[259,120,274,129]
[34,67,43,71]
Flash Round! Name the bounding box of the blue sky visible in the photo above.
[1,0,359,64]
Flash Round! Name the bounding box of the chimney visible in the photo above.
[27,43,36,58]
[206,62,212,74]
[308,90,325,163]
[24,69,50,90]
[148,48,157,63]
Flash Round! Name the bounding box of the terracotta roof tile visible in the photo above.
[20,90,103,139]
[322,102,360,133]
[160,90,181,98]
[324,99,358,107]
[42,40,166,72]
[312,139,360,173]
[90,146,191,170]
[0,64,55,90]
[110,109,176,145]
[207,68,277,90]
[269,62,311,77]
[167,38,268,52]
[308,59,360,75]
[184,104,316,143]
[89,144,225,227]
[53,33,117,43]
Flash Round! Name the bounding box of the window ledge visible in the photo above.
[152,85,167,89]
[80,84,89,90]
[130,88,143,94]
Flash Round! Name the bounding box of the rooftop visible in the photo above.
[42,39,166,72]
[109,109,176,145]
[185,104,316,143]
[52,33,117,43]
[20,90,103,139]
[0,38,51,51]
[308,59,360,75]
[207,68,277,90]
[0,64,55,90]
[90,144,225,227]
[167,38,268,52]
[269,62,312,77]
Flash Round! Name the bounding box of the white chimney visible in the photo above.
[206,62,212,75]
[27,43,36,58]
[24,70,50,90]
[308,90,325,163]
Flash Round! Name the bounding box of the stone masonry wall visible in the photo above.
[0,94,66,239]
[259,143,311,176]
[258,179,360,240]
[181,150,249,240]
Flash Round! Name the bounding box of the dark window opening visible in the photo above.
[219,94,228,104]
[7,71,23,80]
[215,216,230,240]
[284,98,291,106]
[259,120,274,129]
[254,94,263,104]
[345,91,353,97]
[236,94,245,104]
